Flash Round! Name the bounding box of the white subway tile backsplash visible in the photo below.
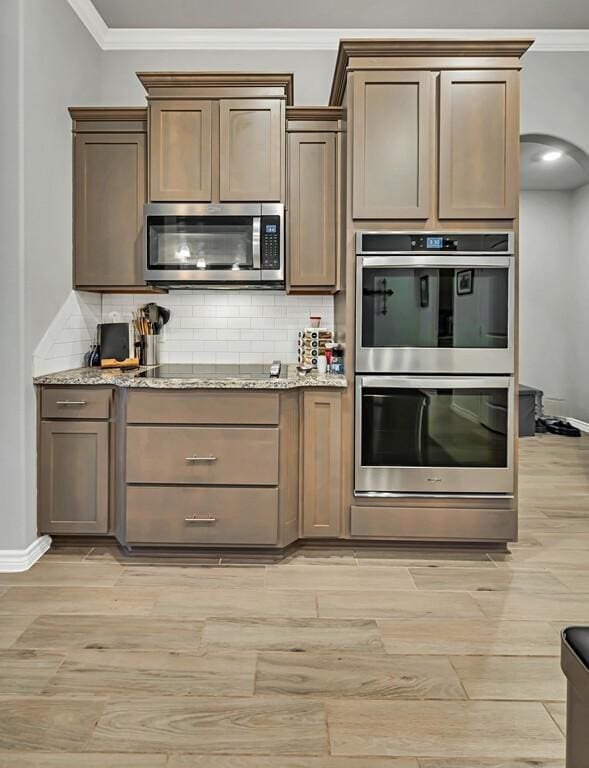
[39,290,335,371]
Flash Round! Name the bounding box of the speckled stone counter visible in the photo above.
[34,365,347,390]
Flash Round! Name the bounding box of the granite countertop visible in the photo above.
[33,365,347,390]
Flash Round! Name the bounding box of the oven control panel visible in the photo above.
[261,217,282,270]
[357,232,513,254]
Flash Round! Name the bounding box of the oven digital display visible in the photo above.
[265,224,277,234]
[426,236,444,249]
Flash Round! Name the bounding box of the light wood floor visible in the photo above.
[1,433,587,765]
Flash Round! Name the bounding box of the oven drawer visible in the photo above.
[126,426,279,485]
[126,390,280,425]
[126,486,278,545]
[41,388,112,420]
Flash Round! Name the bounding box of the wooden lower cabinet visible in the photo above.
[126,486,278,545]
[301,390,342,538]
[38,420,109,535]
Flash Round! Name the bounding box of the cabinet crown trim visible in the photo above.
[137,71,294,104]
[329,38,534,104]
[286,106,344,121]
[68,107,147,123]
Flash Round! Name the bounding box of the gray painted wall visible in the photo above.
[99,49,338,105]
[519,191,570,403]
[569,184,589,422]
[0,0,101,550]
[520,187,589,423]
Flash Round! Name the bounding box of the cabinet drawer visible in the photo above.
[126,426,278,485]
[41,388,112,420]
[350,505,516,541]
[127,390,279,425]
[126,486,278,545]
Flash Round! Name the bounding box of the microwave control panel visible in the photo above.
[261,217,281,270]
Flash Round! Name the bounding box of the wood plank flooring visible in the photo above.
[1,433,587,763]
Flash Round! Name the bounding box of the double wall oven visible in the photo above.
[355,232,516,497]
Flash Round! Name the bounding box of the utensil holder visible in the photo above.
[141,334,159,366]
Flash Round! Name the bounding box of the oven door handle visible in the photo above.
[358,375,512,390]
[252,216,261,269]
[359,255,512,269]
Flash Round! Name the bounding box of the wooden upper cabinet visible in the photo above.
[439,70,519,219]
[288,131,337,289]
[73,128,146,289]
[353,71,433,220]
[149,100,213,201]
[219,99,283,201]
[39,420,109,535]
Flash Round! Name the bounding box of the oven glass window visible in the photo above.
[361,267,509,349]
[147,216,254,270]
[361,386,508,468]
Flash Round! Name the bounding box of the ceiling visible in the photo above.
[520,139,589,191]
[91,0,589,30]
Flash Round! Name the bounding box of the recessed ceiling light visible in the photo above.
[541,150,563,162]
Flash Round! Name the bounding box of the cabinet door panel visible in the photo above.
[39,421,109,534]
[353,71,432,219]
[288,132,336,288]
[150,100,212,201]
[302,391,342,538]
[219,99,283,201]
[439,70,518,219]
[74,133,145,287]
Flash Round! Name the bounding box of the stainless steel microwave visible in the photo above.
[144,203,284,287]
[356,232,515,374]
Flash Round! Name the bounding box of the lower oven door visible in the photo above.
[355,375,515,495]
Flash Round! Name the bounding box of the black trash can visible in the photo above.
[561,626,589,767]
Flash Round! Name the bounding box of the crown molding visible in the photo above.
[65,5,589,54]
[137,71,294,103]
[286,106,344,121]
[68,0,109,48]
[68,107,147,121]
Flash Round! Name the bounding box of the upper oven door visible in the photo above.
[144,203,262,283]
[356,254,515,374]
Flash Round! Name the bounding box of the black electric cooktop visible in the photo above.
[138,364,285,380]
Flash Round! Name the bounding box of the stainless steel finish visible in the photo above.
[184,517,217,524]
[143,335,159,366]
[261,202,286,283]
[185,456,217,462]
[143,202,284,286]
[355,233,515,375]
[354,491,514,499]
[55,400,87,406]
[252,216,261,269]
[356,230,515,255]
[355,375,515,495]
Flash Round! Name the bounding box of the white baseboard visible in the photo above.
[0,535,52,573]
[566,417,589,434]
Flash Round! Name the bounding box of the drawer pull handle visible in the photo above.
[55,400,87,406]
[185,516,217,524]
[185,456,217,462]
[427,477,443,483]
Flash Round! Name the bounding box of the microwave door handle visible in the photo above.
[252,217,261,269]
